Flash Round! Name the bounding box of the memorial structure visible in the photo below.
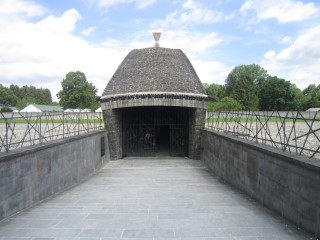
[100,33,208,159]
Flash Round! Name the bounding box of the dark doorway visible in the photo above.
[156,125,170,153]
[122,106,188,157]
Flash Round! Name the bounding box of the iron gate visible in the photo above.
[122,107,188,156]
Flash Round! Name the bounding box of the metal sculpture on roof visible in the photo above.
[153,32,161,47]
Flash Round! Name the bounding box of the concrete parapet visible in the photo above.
[0,130,109,221]
[201,129,320,237]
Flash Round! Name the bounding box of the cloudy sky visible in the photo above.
[0,0,319,101]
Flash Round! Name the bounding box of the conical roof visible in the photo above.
[102,47,206,97]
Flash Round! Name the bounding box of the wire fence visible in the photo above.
[0,112,104,153]
[2,110,320,159]
[205,111,320,159]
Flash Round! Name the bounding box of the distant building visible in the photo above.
[20,104,63,112]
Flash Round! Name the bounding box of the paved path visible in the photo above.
[0,157,315,240]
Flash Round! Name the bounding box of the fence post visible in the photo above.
[5,115,9,152]
[255,113,258,144]
[39,113,42,144]
[63,112,65,139]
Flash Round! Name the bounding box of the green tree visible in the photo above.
[289,85,304,111]
[204,83,226,101]
[208,97,243,111]
[9,85,22,99]
[57,71,98,110]
[301,84,320,110]
[225,64,268,110]
[0,85,18,106]
[258,76,300,111]
[1,106,13,112]
[16,96,37,110]
[9,84,52,106]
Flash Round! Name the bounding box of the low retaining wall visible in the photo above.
[201,129,320,237]
[0,130,109,221]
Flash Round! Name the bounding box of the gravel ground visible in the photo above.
[206,121,320,159]
[0,123,103,152]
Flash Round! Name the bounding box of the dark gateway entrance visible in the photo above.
[122,106,189,157]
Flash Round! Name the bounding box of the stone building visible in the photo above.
[100,44,208,160]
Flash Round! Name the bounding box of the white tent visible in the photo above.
[81,108,91,112]
[95,107,102,112]
[64,108,74,112]
[20,104,42,112]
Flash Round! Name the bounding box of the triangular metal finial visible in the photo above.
[153,32,161,47]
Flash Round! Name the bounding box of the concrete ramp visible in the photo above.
[0,157,313,239]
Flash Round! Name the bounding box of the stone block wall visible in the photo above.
[0,130,109,221]
[103,109,122,160]
[201,129,320,237]
[189,108,206,159]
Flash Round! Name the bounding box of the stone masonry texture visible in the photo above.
[0,130,109,221]
[102,47,206,96]
[201,129,320,237]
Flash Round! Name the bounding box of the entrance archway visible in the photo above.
[122,106,189,157]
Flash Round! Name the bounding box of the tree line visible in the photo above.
[0,84,53,110]
[0,71,100,112]
[203,64,320,111]
[1,66,318,112]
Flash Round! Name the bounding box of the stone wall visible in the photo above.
[101,95,207,110]
[189,108,206,159]
[103,109,122,160]
[0,130,109,221]
[201,129,320,237]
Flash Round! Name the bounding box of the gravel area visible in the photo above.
[0,123,103,152]
[206,121,320,159]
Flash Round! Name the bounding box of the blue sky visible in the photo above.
[0,0,319,101]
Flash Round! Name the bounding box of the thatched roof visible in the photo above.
[102,47,206,98]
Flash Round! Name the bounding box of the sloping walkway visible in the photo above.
[0,157,315,240]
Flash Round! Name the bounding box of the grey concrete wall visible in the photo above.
[0,130,109,221]
[103,109,122,160]
[189,108,206,160]
[201,129,320,237]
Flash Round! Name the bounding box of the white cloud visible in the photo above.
[189,56,233,85]
[86,0,156,9]
[0,0,231,103]
[241,0,319,23]
[261,26,320,89]
[281,35,292,44]
[0,0,47,17]
[37,9,81,33]
[128,30,222,54]
[81,26,96,36]
[0,6,128,101]
[152,0,233,29]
